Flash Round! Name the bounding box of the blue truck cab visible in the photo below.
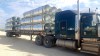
[55,10,77,40]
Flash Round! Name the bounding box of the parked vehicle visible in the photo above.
[5,5,100,55]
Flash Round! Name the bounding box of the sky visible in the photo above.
[0,0,100,29]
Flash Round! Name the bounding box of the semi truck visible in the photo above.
[5,5,100,55]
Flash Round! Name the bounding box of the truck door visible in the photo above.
[60,21,66,35]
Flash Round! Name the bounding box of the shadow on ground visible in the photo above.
[0,35,96,56]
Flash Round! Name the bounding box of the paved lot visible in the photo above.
[0,31,96,56]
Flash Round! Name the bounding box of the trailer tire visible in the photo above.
[7,32,11,37]
[35,35,43,46]
[6,32,9,37]
[9,33,12,37]
[43,36,56,48]
[8,32,13,37]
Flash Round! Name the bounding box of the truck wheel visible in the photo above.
[43,36,56,48]
[35,35,43,46]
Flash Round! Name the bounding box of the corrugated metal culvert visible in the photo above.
[21,5,61,32]
[5,17,20,31]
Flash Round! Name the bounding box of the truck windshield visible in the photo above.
[81,14,93,28]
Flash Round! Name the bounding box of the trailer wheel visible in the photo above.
[6,32,9,37]
[6,32,11,37]
[43,36,56,48]
[9,33,12,37]
[35,35,43,46]
[8,32,13,37]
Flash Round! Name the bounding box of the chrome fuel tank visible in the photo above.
[56,39,78,49]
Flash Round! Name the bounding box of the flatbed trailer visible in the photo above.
[5,17,20,37]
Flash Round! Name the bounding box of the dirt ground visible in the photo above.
[0,31,96,56]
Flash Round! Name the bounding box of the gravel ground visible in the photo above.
[0,31,96,56]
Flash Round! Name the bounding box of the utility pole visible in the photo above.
[75,0,80,48]
[77,0,80,21]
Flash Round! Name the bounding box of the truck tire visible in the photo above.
[43,36,56,48]
[35,35,43,46]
